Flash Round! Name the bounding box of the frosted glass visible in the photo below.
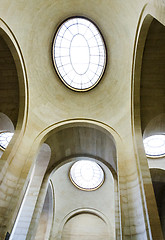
[143,135,165,157]
[53,17,106,91]
[70,160,104,191]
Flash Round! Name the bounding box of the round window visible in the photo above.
[70,160,104,191]
[143,135,165,157]
[52,17,106,91]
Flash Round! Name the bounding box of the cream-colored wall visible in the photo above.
[50,159,115,240]
[0,0,145,135]
[61,213,109,240]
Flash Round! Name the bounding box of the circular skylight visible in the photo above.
[52,17,106,91]
[70,160,104,191]
[143,135,165,157]
[0,132,14,149]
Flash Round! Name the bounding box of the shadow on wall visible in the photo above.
[150,169,165,238]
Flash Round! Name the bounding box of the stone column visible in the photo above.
[9,143,51,240]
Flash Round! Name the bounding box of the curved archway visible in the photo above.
[0,19,28,132]
[0,19,28,172]
[44,123,117,174]
[61,212,109,240]
[21,120,121,240]
[0,20,28,238]
[132,3,165,239]
[44,121,118,240]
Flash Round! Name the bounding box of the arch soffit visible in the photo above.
[131,2,165,158]
[25,119,121,181]
[35,119,122,145]
[0,18,28,132]
[132,2,165,131]
[0,19,29,166]
[29,119,122,169]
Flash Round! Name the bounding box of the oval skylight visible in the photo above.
[143,135,165,157]
[0,132,14,149]
[52,17,106,91]
[70,160,104,191]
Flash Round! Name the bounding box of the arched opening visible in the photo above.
[45,125,117,173]
[10,122,119,240]
[140,18,165,239]
[140,19,165,134]
[0,34,19,128]
[61,212,109,240]
[0,23,28,238]
[0,24,27,170]
[0,31,19,160]
[133,14,165,239]
[42,123,118,240]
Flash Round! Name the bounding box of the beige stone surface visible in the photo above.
[61,213,109,240]
[51,159,115,240]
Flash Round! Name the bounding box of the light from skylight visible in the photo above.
[53,17,106,91]
[70,160,104,191]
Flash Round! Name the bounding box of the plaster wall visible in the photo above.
[61,213,109,240]
[51,160,115,240]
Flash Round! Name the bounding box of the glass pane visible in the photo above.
[70,160,104,191]
[143,135,165,157]
[53,17,106,91]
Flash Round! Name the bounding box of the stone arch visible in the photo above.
[0,19,28,177]
[132,2,165,239]
[0,19,28,133]
[0,20,28,238]
[22,119,121,240]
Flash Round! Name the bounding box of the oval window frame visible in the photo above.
[52,16,107,92]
